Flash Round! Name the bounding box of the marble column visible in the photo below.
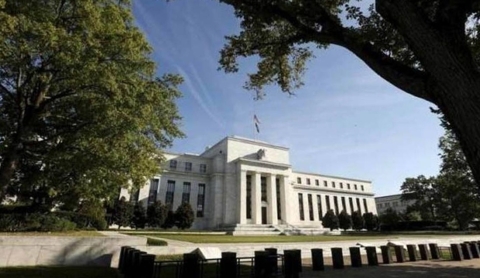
[312,194,319,222]
[238,169,247,224]
[252,172,262,224]
[280,175,289,223]
[267,174,278,225]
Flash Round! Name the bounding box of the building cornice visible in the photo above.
[235,158,291,170]
[293,185,375,196]
[227,136,289,151]
[292,170,372,183]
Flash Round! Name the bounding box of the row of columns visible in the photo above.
[299,193,369,222]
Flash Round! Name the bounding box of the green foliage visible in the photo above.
[351,210,364,231]
[175,202,195,230]
[379,208,401,230]
[0,213,76,232]
[112,198,134,229]
[0,0,183,204]
[322,209,339,231]
[162,210,176,229]
[338,210,352,231]
[132,204,147,230]
[401,175,437,221]
[147,201,168,228]
[362,212,378,231]
[147,237,168,246]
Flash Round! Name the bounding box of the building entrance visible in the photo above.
[261,207,267,224]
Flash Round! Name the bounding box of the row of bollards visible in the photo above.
[118,246,156,278]
[450,241,480,261]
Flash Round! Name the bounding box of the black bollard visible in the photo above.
[469,242,480,258]
[124,248,135,278]
[394,246,405,263]
[284,250,302,278]
[132,251,147,277]
[118,246,130,272]
[255,251,268,278]
[365,246,378,266]
[139,254,156,278]
[331,248,344,269]
[265,248,278,275]
[451,244,463,261]
[406,245,417,262]
[220,252,237,278]
[349,247,362,267]
[182,253,200,278]
[460,243,473,260]
[429,243,440,260]
[418,244,429,260]
[311,249,325,271]
[380,246,392,264]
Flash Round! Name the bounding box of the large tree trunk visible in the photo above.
[0,142,23,199]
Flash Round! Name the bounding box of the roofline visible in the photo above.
[163,151,203,158]
[374,193,403,199]
[200,135,289,156]
[292,170,372,183]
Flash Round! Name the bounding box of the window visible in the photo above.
[347,183,351,190]
[276,178,281,220]
[182,182,191,203]
[129,189,139,203]
[169,160,177,169]
[197,184,205,217]
[199,164,207,173]
[332,181,336,188]
[317,195,323,220]
[165,180,175,209]
[356,198,362,214]
[354,184,358,190]
[185,162,192,172]
[308,194,314,221]
[324,181,328,187]
[341,197,346,213]
[298,193,305,221]
[349,197,354,213]
[378,203,383,208]
[361,185,364,191]
[148,179,159,205]
[393,201,398,207]
[340,182,343,189]
[297,177,302,184]
[315,180,319,186]
[334,196,339,215]
[306,178,311,185]
[246,175,252,219]
[363,199,369,213]
[261,177,267,202]
[325,195,331,211]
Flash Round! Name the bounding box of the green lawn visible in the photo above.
[0,231,103,237]
[0,266,120,278]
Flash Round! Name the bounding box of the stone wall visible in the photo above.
[0,235,146,267]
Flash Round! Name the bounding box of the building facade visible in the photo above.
[121,136,377,231]
[375,194,414,214]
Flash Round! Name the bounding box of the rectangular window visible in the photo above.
[347,183,351,190]
[298,193,305,221]
[354,184,358,190]
[261,177,267,202]
[129,189,139,203]
[340,182,343,189]
[349,197,354,213]
[169,160,177,169]
[308,194,314,221]
[378,203,383,208]
[185,162,192,172]
[165,180,175,209]
[315,179,319,186]
[325,195,331,211]
[356,198,362,214]
[182,182,191,203]
[317,195,323,220]
[148,179,159,205]
[341,197,346,213]
[297,177,302,184]
[332,181,336,188]
[324,180,328,187]
[199,164,207,173]
[334,196,339,215]
[306,178,311,185]
[361,185,365,191]
[246,175,252,219]
[364,199,369,213]
[276,178,281,220]
[196,184,205,217]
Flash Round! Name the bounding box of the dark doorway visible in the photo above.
[261,207,267,224]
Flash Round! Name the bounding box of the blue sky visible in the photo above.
[133,0,444,197]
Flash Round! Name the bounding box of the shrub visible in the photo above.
[147,237,168,246]
[322,209,339,231]
[112,198,134,229]
[352,211,364,231]
[38,215,76,232]
[338,210,352,231]
[147,201,168,228]
[363,212,379,231]
[175,203,195,230]
[132,204,147,229]
[162,210,176,229]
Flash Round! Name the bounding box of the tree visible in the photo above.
[338,210,352,231]
[162,210,176,229]
[132,204,147,230]
[363,212,378,231]
[401,176,438,221]
[218,0,480,189]
[147,201,168,228]
[351,210,364,231]
[112,197,134,229]
[0,0,183,201]
[322,209,339,231]
[379,208,401,231]
[175,202,195,230]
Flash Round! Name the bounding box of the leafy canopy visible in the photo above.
[0,0,183,204]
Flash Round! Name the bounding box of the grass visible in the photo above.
[0,231,103,237]
[147,237,168,246]
[0,266,120,278]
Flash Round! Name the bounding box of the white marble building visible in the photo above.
[121,136,377,233]
[375,194,414,214]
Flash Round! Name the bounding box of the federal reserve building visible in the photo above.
[120,136,377,234]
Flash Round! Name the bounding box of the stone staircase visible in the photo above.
[221,224,282,236]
